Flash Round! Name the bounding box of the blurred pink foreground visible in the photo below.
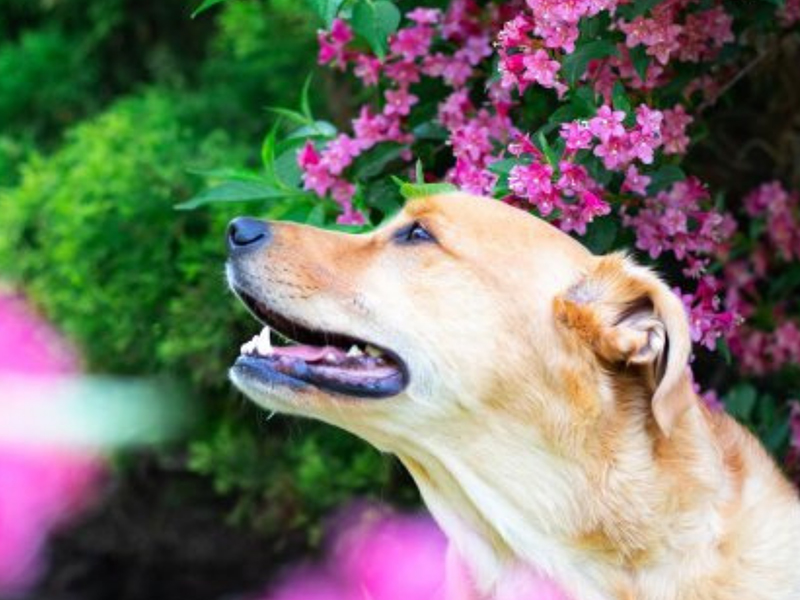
[0,291,103,595]
[259,504,568,600]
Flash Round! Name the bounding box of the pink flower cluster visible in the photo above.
[507,135,610,235]
[677,277,740,352]
[561,103,666,171]
[622,177,736,277]
[307,3,508,222]
[619,5,733,66]
[722,182,800,375]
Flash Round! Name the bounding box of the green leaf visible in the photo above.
[716,338,733,365]
[617,0,662,19]
[570,86,598,117]
[283,121,338,141]
[191,0,229,18]
[185,167,265,182]
[487,158,519,176]
[612,82,632,116]
[175,181,294,210]
[266,107,312,126]
[412,122,449,141]
[724,384,757,421]
[629,45,649,81]
[392,177,457,199]
[645,165,686,194]
[300,75,314,121]
[536,130,559,167]
[581,216,618,253]
[561,40,618,86]
[306,0,347,26]
[351,0,401,59]
[352,142,406,179]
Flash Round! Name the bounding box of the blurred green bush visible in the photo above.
[0,0,410,563]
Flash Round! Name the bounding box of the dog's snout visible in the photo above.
[227,217,271,254]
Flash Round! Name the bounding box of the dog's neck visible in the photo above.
[394,393,727,600]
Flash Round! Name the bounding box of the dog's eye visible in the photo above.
[395,221,436,245]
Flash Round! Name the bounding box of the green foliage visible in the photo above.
[0,27,98,141]
[189,419,401,539]
[0,0,410,552]
[0,91,246,376]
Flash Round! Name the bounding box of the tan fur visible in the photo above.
[227,192,800,600]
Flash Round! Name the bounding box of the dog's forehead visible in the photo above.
[403,193,593,264]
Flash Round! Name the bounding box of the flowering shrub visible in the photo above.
[191,0,800,479]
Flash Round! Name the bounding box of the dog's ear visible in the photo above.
[554,253,694,436]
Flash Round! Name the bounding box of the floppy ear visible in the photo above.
[554,253,694,436]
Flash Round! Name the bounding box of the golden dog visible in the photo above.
[225,192,800,600]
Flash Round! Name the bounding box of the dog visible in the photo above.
[225,191,800,600]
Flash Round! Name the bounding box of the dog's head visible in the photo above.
[226,192,693,454]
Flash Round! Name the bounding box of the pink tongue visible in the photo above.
[272,345,347,362]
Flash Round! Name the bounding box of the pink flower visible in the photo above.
[588,105,626,143]
[621,165,651,195]
[390,25,435,61]
[384,88,419,117]
[320,135,363,176]
[406,7,441,25]
[509,160,555,203]
[353,54,382,86]
[560,120,593,152]
[662,105,693,155]
[317,19,353,68]
[593,134,630,170]
[521,50,562,91]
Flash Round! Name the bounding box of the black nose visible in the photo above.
[227,217,271,253]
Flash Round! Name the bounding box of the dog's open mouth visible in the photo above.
[232,290,409,398]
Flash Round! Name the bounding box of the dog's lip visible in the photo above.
[231,286,410,399]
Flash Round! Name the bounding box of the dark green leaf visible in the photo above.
[175,181,294,210]
[612,82,632,116]
[536,130,559,167]
[487,158,519,176]
[646,165,686,194]
[191,0,229,19]
[351,0,401,59]
[300,75,314,121]
[716,338,733,365]
[562,41,618,86]
[724,384,757,421]
[581,216,618,253]
[570,86,598,117]
[617,0,662,19]
[630,45,649,81]
[412,122,449,140]
[306,0,347,26]
[352,142,406,179]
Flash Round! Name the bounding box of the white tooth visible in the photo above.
[325,352,338,362]
[365,345,382,358]
[256,328,273,355]
[347,345,364,357]
[240,340,256,355]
